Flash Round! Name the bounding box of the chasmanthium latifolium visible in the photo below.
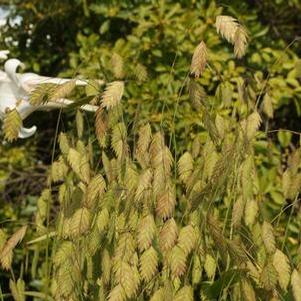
[1,12,301,301]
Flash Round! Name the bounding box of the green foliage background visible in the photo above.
[1,0,301,300]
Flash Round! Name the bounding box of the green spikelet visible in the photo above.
[137,214,156,252]
[273,249,291,291]
[241,280,256,301]
[204,254,216,279]
[51,157,68,183]
[174,285,193,301]
[260,259,277,290]
[262,92,274,118]
[261,221,276,254]
[51,80,76,101]
[134,63,148,82]
[140,246,158,282]
[192,254,202,285]
[177,225,197,255]
[86,174,106,209]
[9,279,25,301]
[101,81,124,109]
[232,196,245,227]
[95,107,108,147]
[0,226,27,270]
[170,245,187,277]
[291,269,301,301]
[108,285,126,301]
[111,122,128,159]
[244,199,258,227]
[59,132,70,155]
[76,110,84,138]
[178,152,194,185]
[68,207,92,237]
[150,288,165,301]
[111,52,125,79]
[29,83,56,105]
[3,109,22,141]
[102,248,111,285]
[159,218,178,252]
[35,189,51,233]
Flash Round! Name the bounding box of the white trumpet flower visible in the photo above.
[0,50,9,60]
[0,58,102,139]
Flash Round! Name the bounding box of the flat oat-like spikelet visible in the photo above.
[134,63,148,82]
[150,132,165,161]
[234,26,248,58]
[135,168,153,202]
[0,230,7,251]
[55,263,81,298]
[204,254,216,279]
[114,262,140,298]
[95,107,108,145]
[102,248,111,285]
[241,111,262,140]
[244,199,258,227]
[124,163,139,193]
[240,156,255,200]
[150,133,173,172]
[152,166,168,196]
[192,255,202,285]
[67,148,81,175]
[190,41,207,78]
[101,81,124,109]
[50,80,76,101]
[216,15,238,44]
[3,109,22,142]
[67,146,90,183]
[69,207,91,237]
[216,15,248,58]
[59,132,70,155]
[137,214,156,252]
[136,123,152,167]
[291,269,301,301]
[79,154,90,184]
[261,221,276,254]
[273,249,291,291]
[246,260,260,283]
[108,284,126,301]
[170,245,187,277]
[177,225,197,255]
[29,83,56,105]
[241,280,256,301]
[53,241,75,267]
[114,233,135,264]
[111,52,124,79]
[150,288,165,301]
[96,208,109,232]
[137,123,152,152]
[76,110,83,138]
[86,174,106,208]
[139,246,158,281]
[111,122,128,158]
[156,187,176,219]
[174,285,193,301]
[260,260,277,290]
[159,218,178,251]
[232,197,245,227]
[51,157,68,183]
[178,152,194,184]
[0,225,27,270]
[9,279,25,301]
[188,79,206,109]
